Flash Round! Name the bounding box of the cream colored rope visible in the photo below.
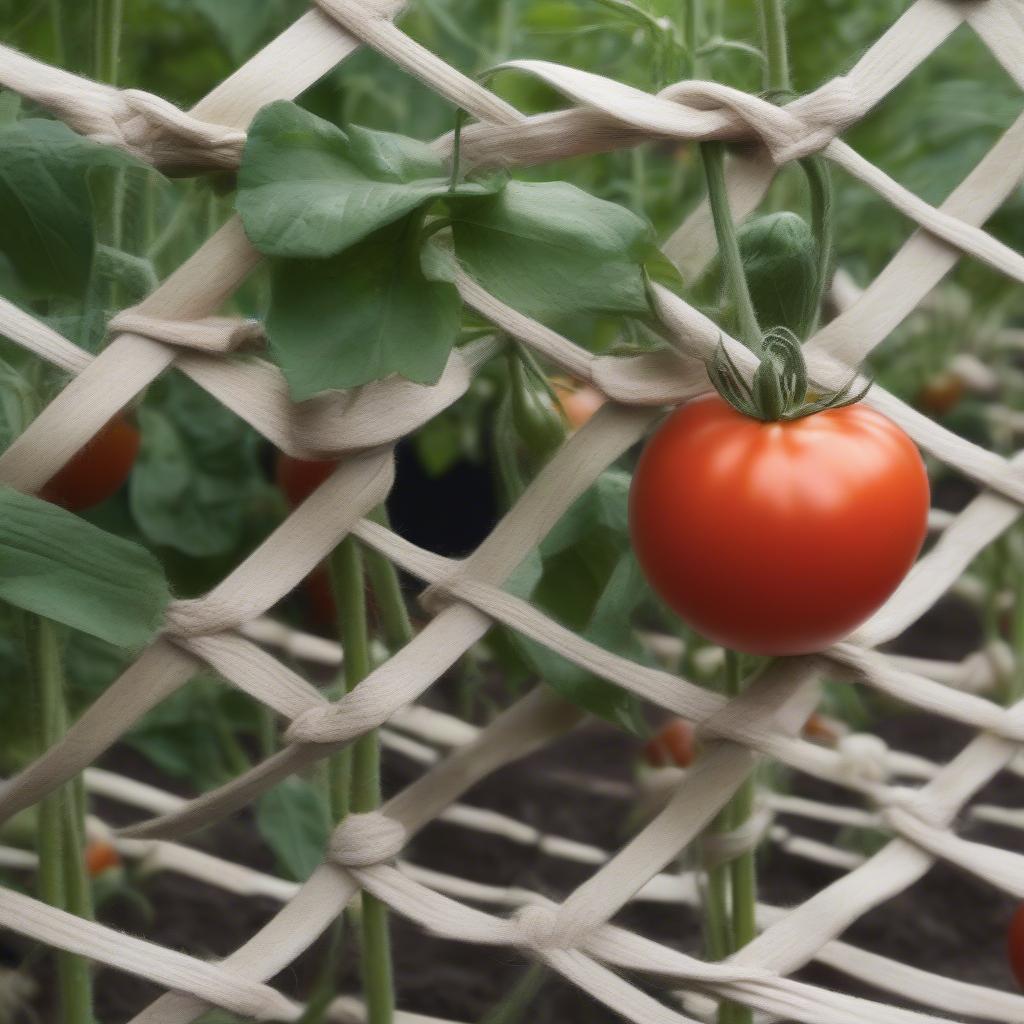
[0,0,1020,1022]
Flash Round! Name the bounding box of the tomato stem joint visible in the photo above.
[707,327,871,422]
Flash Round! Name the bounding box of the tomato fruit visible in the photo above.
[1010,904,1024,990]
[40,414,140,512]
[629,395,929,656]
[85,840,121,878]
[553,378,605,430]
[803,712,839,745]
[274,452,340,509]
[915,371,964,417]
[643,718,695,768]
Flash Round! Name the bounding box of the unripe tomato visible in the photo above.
[85,840,121,878]
[553,379,605,430]
[1009,904,1024,990]
[275,452,339,509]
[643,718,695,768]
[629,396,929,656]
[40,414,140,512]
[915,371,964,417]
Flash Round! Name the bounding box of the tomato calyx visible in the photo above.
[707,326,872,423]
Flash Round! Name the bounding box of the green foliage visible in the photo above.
[0,487,169,649]
[256,777,332,881]
[266,221,462,397]
[506,470,646,734]
[130,373,278,558]
[451,180,654,321]
[0,119,140,299]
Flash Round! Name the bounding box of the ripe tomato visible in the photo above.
[629,396,929,656]
[40,414,140,512]
[1010,904,1024,990]
[85,840,121,878]
[274,452,339,509]
[553,379,605,430]
[643,718,695,768]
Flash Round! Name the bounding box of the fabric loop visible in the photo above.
[701,804,775,869]
[329,812,407,869]
[836,733,889,784]
[514,904,577,952]
[108,311,264,354]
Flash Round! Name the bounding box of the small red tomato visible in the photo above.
[40,414,140,512]
[630,396,930,656]
[803,712,839,745]
[85,840,121,878]
[915,371,964,417]
[1009,904,1024,989]
[274,452,340,509]
[643,718,695,768]
[553,379,606,430]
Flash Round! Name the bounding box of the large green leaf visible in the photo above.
[256,777,331,882]
[0,119,138,299]
[450,179,654,321]
[237,101,492,259]
[0,486,169,649]
[266,218,462,397]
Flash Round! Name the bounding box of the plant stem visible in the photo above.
[1011,536,1024,706]
[24,615,93,1024]
[756,0,790,94]
[478,964,547,1024]
[797,156,834,338]
[364,507,414,649]
[701,141,762,353]
[718,650,754,1024]
[332,537,394,1024]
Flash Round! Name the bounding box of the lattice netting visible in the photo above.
[1,0,1024,1021]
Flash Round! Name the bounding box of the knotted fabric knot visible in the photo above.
[700,802,775,869]
[329,812,407,869]
[109,309,264,355]
[513,904,575,952]
[837,733,889,784]
[110,89,245,170]
[875,786,948,835]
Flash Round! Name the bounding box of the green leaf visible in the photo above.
[696,212,817,338]
[237,102,492,259]
[0,486,169,649]
[256,777,331,882]
[0,119,139,299]
[266,216,462,396]
[505,470,645,733]
[130,375,277,558]
[450,180,654,321]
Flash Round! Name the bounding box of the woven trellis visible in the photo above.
[1,0,1024,1021]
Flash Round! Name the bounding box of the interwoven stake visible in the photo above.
[0,0,1022,1022]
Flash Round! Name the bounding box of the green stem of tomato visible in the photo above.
[797,155,834,339]
[1008,537,1024,706]
[364,506,415,649]
[24,614,94,1024]
[478,964,548,1024]
[756,0,790,94]
[701,142,762,354]
[331,536,395,1024]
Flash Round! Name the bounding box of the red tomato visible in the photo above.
[40,414,140,512]
[553,379,606,430]
[1009,904,1024,990]
[643,718,695,768]
[85,840,121,878]
[274,452,340,509]
[629,396,929,656]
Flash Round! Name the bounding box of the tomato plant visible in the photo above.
[915,370,964,417]
[553,378,606,430]
[630,394,929,656]
[1009,904,1024,990]
[40,413,140,512]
